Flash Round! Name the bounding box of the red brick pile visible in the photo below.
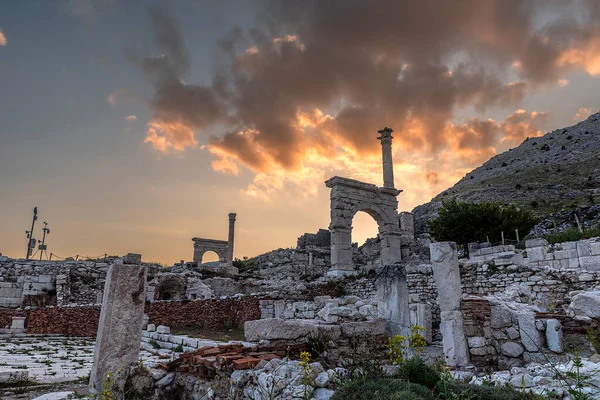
[162,343,308,378]
[146,296,261,329]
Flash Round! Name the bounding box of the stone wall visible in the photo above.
[146,296,261,329]
[27,306,101,336]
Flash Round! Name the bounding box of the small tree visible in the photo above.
[428,199,537,251]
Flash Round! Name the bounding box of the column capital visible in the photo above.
[228,212,237,221]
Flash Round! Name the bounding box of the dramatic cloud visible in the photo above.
[139,7,227,154]
[136,1,600,199]
[574,107,595,121]
[0,29,6,46]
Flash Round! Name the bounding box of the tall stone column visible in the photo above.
[89,254,147,393]
[377,264,411,338]
[377,127,395,189]
[227,213,236,264]
[430,242,469,367]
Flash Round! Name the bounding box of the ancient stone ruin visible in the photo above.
[192,212,238,275]
[4,127,600,399]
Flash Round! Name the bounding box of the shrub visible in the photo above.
[396,357,441,390]
[429,199,537,250]
[331,379,436,400]
[545,225,600,244]
[439,380,548,400]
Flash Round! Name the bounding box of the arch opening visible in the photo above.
[201,250,221,265]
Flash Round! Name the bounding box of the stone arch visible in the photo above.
[192,238,228,265]
[325,176,403,276]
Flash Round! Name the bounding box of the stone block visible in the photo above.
[591,242,600,256]
[516,312,544,352]
[577,241,592,257]
[156,325,170,334]
[553,250,571,260]
[377,264,410,337]
[340,319,388,337]
[10,317,25,330]
[89,262,147,393]
[244,319,319,341]
[526,238,549,248]
[146,324,156,332]
[545,319,563,353]
[274,300,286,318]
[500,341,524,357]
[580,255,600,271]
[37,275,52,283]
[439,310,470,367]
[467,336,486,348]
[569,291,600,318]
[409,303,432,343]
[527,246,546,262]
[430,242,462,312]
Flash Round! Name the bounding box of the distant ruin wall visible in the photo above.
[27,306,101,337]
[146,296,260,329]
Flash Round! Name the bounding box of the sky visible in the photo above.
[1,0,599,264]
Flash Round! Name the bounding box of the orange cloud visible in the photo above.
[144,120,197,153]
[574,107,595,121]
[125,115,137,121]
[0,29,6,46]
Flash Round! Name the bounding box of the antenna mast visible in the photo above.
[39,222,50,260]
[25,207,38,259]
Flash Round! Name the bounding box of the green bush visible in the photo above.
[429,199,537,250]
[439,380,548,400]
[331,378,436,400]
[545,225,600,244]
[396,357,441,389]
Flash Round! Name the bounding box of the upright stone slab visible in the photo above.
[89,254,147,393]
[430,242,469,367]
[377,264,411,338]
[546,319,563,353]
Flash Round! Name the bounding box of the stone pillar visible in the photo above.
[430,242,469,367]
[377,127,395,189]
[377,265,411,338]
[89,253,147,393]
[329,227,353,276]
[10,317,26,332]
[399,212,414,237]
[380,231,402,265]
[227,213,236,265]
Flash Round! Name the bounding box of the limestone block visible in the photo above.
[545,319,563,353]
[500,341,524,357]
[526,238,549,248]
[245,319,322,341]
[527,246,546,262]
[480,247,493,255]
[516,312,544,352]
[37,275,52,283]
[156,325,170,334]
[569,291,600,318]
[377,264,411,337]
[340,319,388,337]
[591,242,600,255]
[10,317,25,330]
[430,242,462,313]
[577,241,592,257]
[467,336,486,348]
[439,310,470,367]
[146,324,156,332]
[89,261,147,393]
[314,296,331,309]
[579,255,600,272]
[506,327,520,340]
[409,303,432,343]
[274,300,286,318]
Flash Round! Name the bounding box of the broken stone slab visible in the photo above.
[440,310,470,367]
[89,259,147,393]
[516,312,544,353]
[546,319,563,353]
[430,242,462,312]
[377,264,410,338]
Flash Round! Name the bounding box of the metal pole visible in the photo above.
[26,207,38,259]
[39,222,49,260]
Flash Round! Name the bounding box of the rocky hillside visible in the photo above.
[413,111,600,235]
